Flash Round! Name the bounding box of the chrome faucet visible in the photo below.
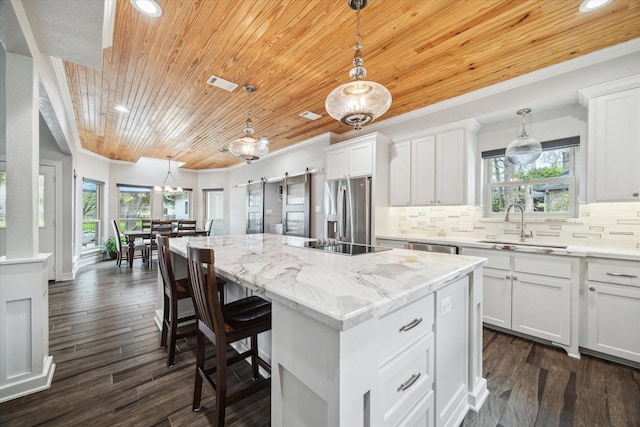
[505,203,533,242]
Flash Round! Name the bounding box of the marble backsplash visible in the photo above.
[385,202,640,250]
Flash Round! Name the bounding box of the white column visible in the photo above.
[5,52,39,259]
[0,51,55,403]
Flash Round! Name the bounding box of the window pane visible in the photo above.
[163,191,191,219]
[286,182,305,205]
[119,186,151,231]
[0,171,5,228]
[247,212,262,233]
[489,147,573,183]
[490,183,570,214]
[82,181,102,249]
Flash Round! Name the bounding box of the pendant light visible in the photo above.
[229,85,269,164]
[154,156,183,194]
[325,0,392,131]
[505,108,542,166]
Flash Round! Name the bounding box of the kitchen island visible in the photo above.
[165,234,487,427]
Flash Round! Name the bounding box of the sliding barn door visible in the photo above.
[282,172,310,237]
[246,180,265,234]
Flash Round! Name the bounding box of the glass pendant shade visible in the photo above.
[228,85,269,164]
[505,108,541,166]
[325,0,391,131]
[229,136,269,164]
[326,80,392,131]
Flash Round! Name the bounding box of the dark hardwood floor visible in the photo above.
[1,260,639,426]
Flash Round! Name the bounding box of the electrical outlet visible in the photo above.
[315,205,321,213]
[459,221,474,231]
[441,297,452,316]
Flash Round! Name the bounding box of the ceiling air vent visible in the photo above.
[206,75,238,92]
[299,111,322,120]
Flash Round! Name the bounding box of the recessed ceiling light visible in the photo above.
[579,0,612,12]
[130,0,163,17]
[114,105,130,113]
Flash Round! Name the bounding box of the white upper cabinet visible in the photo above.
[580,75,640,202]
[325,135,379,180]
[389,120,479,206]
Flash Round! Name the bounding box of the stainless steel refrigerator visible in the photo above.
[324,176,372,245]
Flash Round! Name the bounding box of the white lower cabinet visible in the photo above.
[461,248,577,351]
[377,293,435,427]
[586,258,640,363]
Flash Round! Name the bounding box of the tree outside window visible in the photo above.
[118,186,151,231]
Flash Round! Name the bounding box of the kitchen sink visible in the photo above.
[478,240,568,249]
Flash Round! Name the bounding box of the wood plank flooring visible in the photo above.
[1,260,639,426]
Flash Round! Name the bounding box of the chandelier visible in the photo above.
[228,85,269,164]
[154,156,183,194]
[325,0,392,131]
[505,108,542,166]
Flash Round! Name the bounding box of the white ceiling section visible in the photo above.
[21,0,105,70]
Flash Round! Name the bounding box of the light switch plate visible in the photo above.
[315,205,321,213]
[441,297,452,316]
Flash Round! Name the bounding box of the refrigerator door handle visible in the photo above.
[337,184,345,241]
[345,179,355,243]
[365,177,371,246]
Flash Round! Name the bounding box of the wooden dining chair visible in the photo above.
[203,219,214,236]
[146,219,174,267]
[157,235,197,367]
[111,220,147,267]
[176,219,197,236]
[186,244,271,426]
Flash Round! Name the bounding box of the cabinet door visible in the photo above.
[389,141,411,206]
[349,141,374,178]
[587,282,640,362]
[435,129,465,205]
[435,276,469,427]
[511,273,571,345]
[593,88,640,201]
[326,147,348,180]
[482,268,512,329]
[412,136,436,206]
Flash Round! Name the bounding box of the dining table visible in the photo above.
[123,228,207,267]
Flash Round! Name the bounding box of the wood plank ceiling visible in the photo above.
[64,0,640,170]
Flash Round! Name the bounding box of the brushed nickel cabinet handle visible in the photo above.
[589,287,596,291]
[505,275,511,279]
[397,373,421,392]
[512,276,518,281]
[606,272,638,279]
[399,317,423,332]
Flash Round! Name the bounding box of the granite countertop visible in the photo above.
[376,233,640,261]
[169,234,486,331]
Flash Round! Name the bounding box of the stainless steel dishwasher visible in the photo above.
[406,242,459,254]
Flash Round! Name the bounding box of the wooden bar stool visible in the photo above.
[186,244,271,426]
[157,235,196,367]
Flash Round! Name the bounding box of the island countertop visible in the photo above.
[169,233,486,331]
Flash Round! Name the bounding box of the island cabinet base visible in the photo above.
[271,273,487,427]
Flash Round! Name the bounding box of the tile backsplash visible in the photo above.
[386,202,640,249]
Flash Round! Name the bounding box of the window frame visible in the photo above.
[81,178,104,252]
[483,137,580,218]
[203,188,224,236]
[117,184,153,232]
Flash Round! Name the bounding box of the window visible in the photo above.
[0,167,46,228]
[483,137,579,217]
[82,179,103,250]
[203,188,224,236]
[118,185,152,231]
[162,191,191,219]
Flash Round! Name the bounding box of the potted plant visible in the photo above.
[103,237,119,259]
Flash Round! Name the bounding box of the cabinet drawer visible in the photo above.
[463,248,510,270]
[378,293,434,364]
[514,253,572,279]
[588,259,640,287]
[379,334,433,427]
